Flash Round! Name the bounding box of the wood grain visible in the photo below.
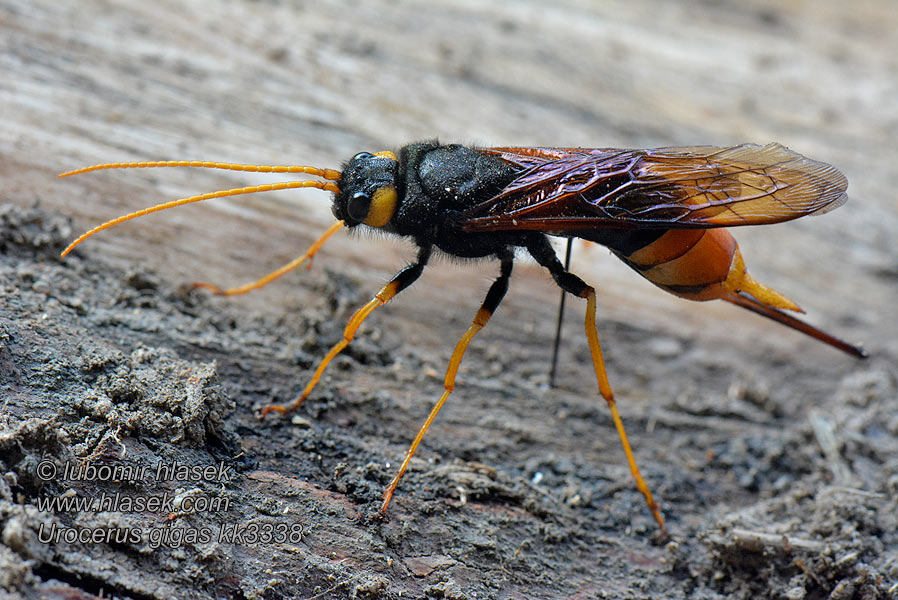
[2,1,897,598]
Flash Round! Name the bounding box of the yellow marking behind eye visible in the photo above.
[374,151,398,161]
[364,185,397,227]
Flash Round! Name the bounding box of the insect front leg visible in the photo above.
[380,251,514,514]
[193,221,343,296]
[260,244,432,418]
[527,236,667,534]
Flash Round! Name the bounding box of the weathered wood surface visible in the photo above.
[6,1,898,344]
[2,1,897,598]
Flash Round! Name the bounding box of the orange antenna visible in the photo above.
[59,161,341,181]
[60,180,340,257]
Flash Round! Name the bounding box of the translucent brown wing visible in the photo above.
[460,144,848,234]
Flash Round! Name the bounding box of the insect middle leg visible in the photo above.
[380,252,514,513]
[260,244,432,417]
[527,236,666,533]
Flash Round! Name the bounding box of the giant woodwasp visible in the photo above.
[60,141,867,534]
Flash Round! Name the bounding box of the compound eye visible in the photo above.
[352,152,373,161]
[346,191,371,223]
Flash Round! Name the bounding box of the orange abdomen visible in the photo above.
[605,228,800,311]
[624,229,737,301]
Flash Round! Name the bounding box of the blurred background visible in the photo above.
[2,1,897,597]
[3,0,895,350]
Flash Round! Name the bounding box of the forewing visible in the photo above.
[463,144,848,233]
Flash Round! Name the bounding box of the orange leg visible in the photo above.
[381,256,513,513]
[580,287,666,534]
[260,245,432,418]
[527,236,666,533]
[193,221,343,296]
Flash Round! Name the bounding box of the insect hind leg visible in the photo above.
[381,252,514,514]
[527,236,667,534]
